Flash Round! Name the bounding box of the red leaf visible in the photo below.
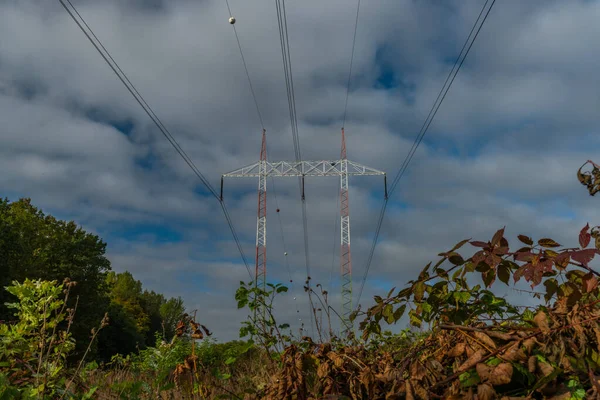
[514,265,526,283]
[571,249,596,267]
[450,238,471,252]
[472,251,486,266]
[532,266,543,287]
[470,241,488,248]
[554,252,570,270]
[491,227,505,247]
[579,223,591,248]
[539,259,553,273]
[518,235,534,245]
[514,251,534,262]
[494,246,509,256]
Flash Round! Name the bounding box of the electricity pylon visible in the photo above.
[221,129,386,334]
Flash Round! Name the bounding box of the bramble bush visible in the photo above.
[251,225,600,399]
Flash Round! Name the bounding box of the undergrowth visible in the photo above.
[3,224,600,399]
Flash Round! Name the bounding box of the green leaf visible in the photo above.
[414,282,425,302]
[538,238,561,248]
[530,367,562,392]
[543,278,558,302]
[383,304,394,324]
[448,253,465,265]
[497,264,510,285]
[276,286,288,293]
[386,286,396,298]
[518,234,533,245]
[459,370,480,387]
[409,310,422,327]
[482,269,496,287]
[453,291,471,304]
[393,304,407,322]
[225,357,237,365]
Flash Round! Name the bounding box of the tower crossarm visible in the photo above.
[223,160,385,178]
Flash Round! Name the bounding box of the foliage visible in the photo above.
[97,271,186,362]
[0,198,111,359]
[0,278,105,399]
[577,159,600,196]
[236,281,296,356]
[255,225,600,399]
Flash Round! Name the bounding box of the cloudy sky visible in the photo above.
[1,0,599,341]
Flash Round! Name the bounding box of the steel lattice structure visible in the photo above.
[221,129,386,333]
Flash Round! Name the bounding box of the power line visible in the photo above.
[224,0,265,130]
[356,0,497,307]
[59,0,253,279]
[342,0,361,128]
[275,0,314,335]
[224,1,303,331]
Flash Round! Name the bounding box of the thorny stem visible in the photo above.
[569,260,600,278]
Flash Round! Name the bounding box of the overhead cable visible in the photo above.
[342,0,361,128]
[356,0,497,308]
[275,0,314,335]
[59,0,253,279]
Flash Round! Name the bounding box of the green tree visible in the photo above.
[96,302,144,363]
[140,289,166,345]
[106,271,150,335]
[159,296,185,341]
[0,198,111,359]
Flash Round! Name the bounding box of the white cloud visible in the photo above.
[1,0,599,340]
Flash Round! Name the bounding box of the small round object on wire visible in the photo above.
[284,252,288,256]
[229,17,236,24]
[276,208,280,213]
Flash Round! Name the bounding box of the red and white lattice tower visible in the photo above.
[221,129,386,334]
[255,129,267,292]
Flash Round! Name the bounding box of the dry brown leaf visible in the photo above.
[474,331,497,350]
[501,342,527,362]
[457,349,485,373]
[477,383,496,400]
[448,342,466,358]
[476,363,493,382]
[538,361,554,377]
[528,356,537,373]
[522,337,537,353]
[534,311,550,334]
[412,381,429,400]
[487,331,514,341]
[409,361,427,381]
[489,363,513,386]
[547,393,572,400]
[465,344,476,358]
[405,379,415,400]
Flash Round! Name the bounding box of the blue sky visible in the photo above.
[1,0,600,340]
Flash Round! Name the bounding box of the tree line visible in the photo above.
[0,197,185,363]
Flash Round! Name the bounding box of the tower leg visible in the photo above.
[340,128,352,334]
[256,129,267,295]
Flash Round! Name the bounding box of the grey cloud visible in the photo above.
[1,0,599,340]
